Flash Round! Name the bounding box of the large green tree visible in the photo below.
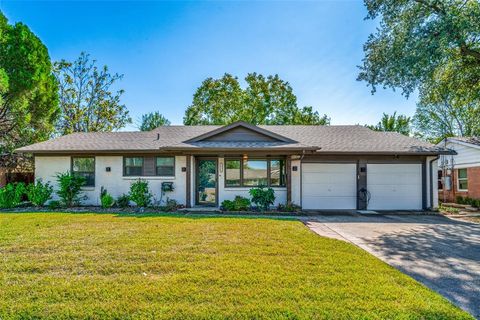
[54,52,131,135]
[367,112,411,136]
[0,12,59,160]
[358,0,480,140]
[184,73,329,125]
[138,111,171,131]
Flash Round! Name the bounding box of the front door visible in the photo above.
[196,158,217,206]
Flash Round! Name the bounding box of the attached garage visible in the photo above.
[367,163,423,210]
[302,163,357,210]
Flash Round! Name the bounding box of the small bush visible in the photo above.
[439,204,459,214]
[249,187,275,211]
[466,198,480,208]
[48,200,61,210]
[456,196,465,204]
[116,194,130,208]
[129,180,152,207]
[233,196,251,211]
[0,183,26,209]
[100,187,115,208]
[56,171,86,207]
[26,180,53,207]
[221,196,251,211]
[277,201,301,212]
[221,200,235,211]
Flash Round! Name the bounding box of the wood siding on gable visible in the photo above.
[203,127,280,142]
[440,141,480,168]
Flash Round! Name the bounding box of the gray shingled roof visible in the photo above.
[16,123,449,155]
[448,136,480,147]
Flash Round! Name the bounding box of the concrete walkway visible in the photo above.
[303,214,480,319]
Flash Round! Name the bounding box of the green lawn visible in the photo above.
[0,213,472,319]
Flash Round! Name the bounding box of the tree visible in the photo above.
[367,112,411,136]
[358,1,480,141]
[413,84,480,142]
[184,74,244,125]
[54,52,131,135]
[292,106,330,126]
[358,0,480,96]
[183,73,329,125]
[0,12,59,160]
[413,60,480,141]
[138,111,171,131]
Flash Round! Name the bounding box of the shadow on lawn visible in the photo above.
[364,220,480,319]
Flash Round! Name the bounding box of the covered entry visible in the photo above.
[301,163,357,210]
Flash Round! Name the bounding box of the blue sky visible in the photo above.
[0,1,417,130]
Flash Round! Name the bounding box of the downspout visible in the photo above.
[429,155,440,209]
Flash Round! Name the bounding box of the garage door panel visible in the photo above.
[302,163,357,210]
[368,164,422,210]
[303,185,357,197]
[302,196,357,210]
[368,185,421,195]
[368,173,420,185]
[303,173,355,185]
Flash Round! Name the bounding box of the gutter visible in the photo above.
[429,155,440,209]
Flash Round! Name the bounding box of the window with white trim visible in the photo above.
[457,168,468,191]
[72,157,95,187]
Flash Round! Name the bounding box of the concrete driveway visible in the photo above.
[304,214,480,318]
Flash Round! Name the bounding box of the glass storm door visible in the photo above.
[196,159,217,206]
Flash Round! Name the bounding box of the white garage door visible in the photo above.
[302,163,357,210]
[367,164,422,210]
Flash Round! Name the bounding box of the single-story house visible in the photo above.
[16,121,450,210]
[437,137,480,203]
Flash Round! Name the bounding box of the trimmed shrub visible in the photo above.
[473,199,480,208]
[48,200,61,210]
[233,196,251,211]
[116,194,130,208]
[221,196,251,211]
[249,187,275,211]
[456,196,465,204]
[221,200,235,211]
[56,171,86,207]
[129,180,152,207]
[277,201,301,212]
[26,180,53,207]
[100,187,115,208]
[0,182,26,208]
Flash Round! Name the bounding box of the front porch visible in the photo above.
[184,154,295,209]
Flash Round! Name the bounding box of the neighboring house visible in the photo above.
[0,153,34,187]
[437,137,480,203]
[16,121,449,211]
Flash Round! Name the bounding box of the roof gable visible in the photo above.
[438,137,480,151]
[184,121,295,143]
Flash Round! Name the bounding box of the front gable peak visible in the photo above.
[185,121,295,143]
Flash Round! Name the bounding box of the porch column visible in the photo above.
[286,157,292,203]
[186,155,191,208]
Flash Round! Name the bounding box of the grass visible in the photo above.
[0,213,472,319]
